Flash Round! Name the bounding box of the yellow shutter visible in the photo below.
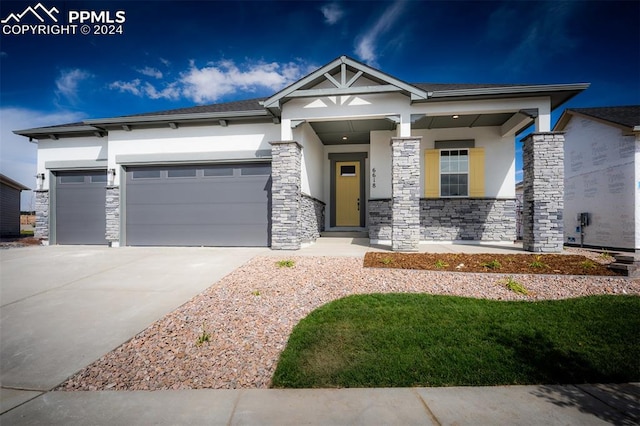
[468,147,485,197]
[424,150,439,197]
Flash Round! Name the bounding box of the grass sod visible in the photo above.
[271,294,640,388]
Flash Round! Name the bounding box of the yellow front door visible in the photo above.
[335,161,360,227]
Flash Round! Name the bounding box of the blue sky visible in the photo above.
[1,0,639,209]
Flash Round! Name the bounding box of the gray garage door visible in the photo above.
[125,163,271,246]
[55,170,107,245]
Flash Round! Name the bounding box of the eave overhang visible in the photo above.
[0,174,30,191]
[85,109,270,127]
[425,83,590,111]
[13,125,106,141]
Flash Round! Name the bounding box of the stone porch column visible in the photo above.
[105,186,120,247]
[269,141,302,250]
[391,137,421,251]
[34,190,49,243]
[522,132,565,252]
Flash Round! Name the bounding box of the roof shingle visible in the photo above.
[569,106,640,129]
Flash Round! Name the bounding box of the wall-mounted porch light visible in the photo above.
[452,115,459,119]
[107,168,116,186]
[36,173,45,190]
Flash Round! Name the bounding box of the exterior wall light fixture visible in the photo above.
[36,173,45,190]
[107,168,116,186]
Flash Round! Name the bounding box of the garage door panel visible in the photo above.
[126,164,270,246]
[126,224,268,247]
[126,202,267,226]
[55,171,107,245]
[129,182,269,205]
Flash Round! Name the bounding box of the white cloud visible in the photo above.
[55,69,92,103]
[159,57,171,67]
[142,81,181,100]
[0,108,85,209]
[109,79,142,96]
[354,0,406,66]
[321,3,344,25]
[136,66,163,79]
[0,51,7,58]
[109,59,310,104]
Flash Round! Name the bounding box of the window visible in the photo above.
[167,167,197,178]
[90,174,107,183]
[132,169,161,179]
[59,174,85,184]
[440,149,469,197]
[340,165,356,176]
[240,165,270,176]
[203,166,233,177]
[425,148,484,198]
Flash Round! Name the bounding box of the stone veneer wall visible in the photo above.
[269,141,302,250]
[368,199,392,241]
[299,194,325,243]
[421,198,516,241]
[34,190,49,241]
[105,186,120,244]
[391,137,421,251]
[522,133,564,252]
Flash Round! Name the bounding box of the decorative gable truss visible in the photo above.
[261,55,428,114]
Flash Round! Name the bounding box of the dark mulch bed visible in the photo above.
[364,252,620,276]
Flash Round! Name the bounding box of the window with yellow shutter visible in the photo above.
[424,147,485,198]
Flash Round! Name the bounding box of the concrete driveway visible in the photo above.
[0,245,266,413]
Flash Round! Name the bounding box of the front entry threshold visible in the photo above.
[321,229,369,238]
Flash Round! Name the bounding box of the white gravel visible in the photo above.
[59,255,640,391]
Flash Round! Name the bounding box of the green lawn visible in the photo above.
[272,294,640,388]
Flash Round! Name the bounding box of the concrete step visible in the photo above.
[613,255,638,264]
[608,262,640,278]
[320,231,369,238]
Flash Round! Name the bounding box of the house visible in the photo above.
[554,106,640,253]
[15,56,588,252]
[0,174,30,237]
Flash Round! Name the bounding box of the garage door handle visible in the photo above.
[357,198,360,211]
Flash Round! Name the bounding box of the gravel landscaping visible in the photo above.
[59,252,640,391]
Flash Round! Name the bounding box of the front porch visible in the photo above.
[270,133,564,253]
[264,56,579,253]
[297,235,527,257]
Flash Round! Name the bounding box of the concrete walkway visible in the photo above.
[2,243,638,425]
[2,384,638,425]
[296,237,528,256]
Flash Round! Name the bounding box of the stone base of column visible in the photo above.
[270,141,302,250]
[391,137,421,252]
[34,190,49,242]
[105,186,120,246]
[522,132,565,253]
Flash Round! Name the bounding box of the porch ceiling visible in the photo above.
[310,118,395,145]
[310,112,526,145]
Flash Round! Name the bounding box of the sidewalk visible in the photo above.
[2,384,638,425]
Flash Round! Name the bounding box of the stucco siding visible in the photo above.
[295,122,324,200]
[37,136,108,190]
[108,123,278,185]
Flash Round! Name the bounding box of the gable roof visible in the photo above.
[554,105,640,132]
[261,55,428,113]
